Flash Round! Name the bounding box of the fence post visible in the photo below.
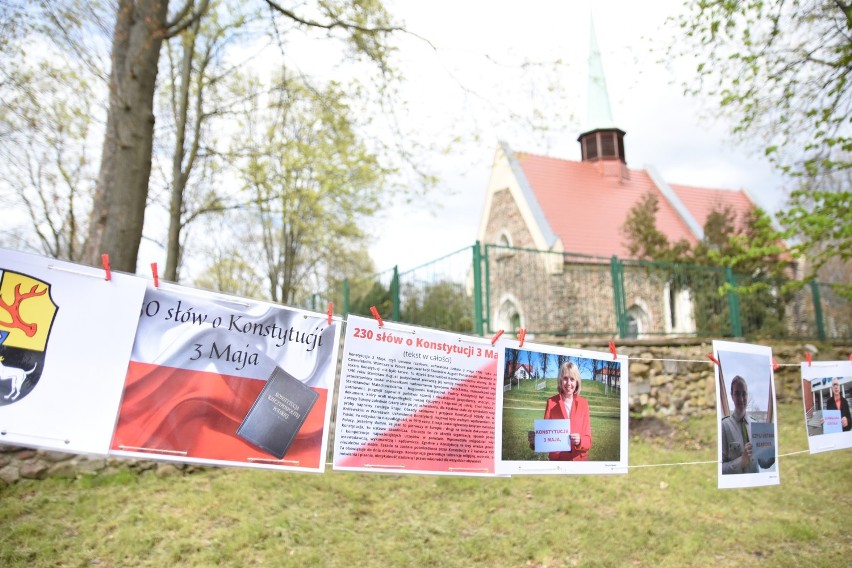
[484,245,492,333]
[810,280,826,340]
[343,279,350,315]
[610,256,627,338]
[725,266,742,337]
[392,265,400,321]
[472,241,484,336]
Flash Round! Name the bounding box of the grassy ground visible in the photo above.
[1,401,850,567]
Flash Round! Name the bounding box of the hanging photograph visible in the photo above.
[495,341,628,475]
[713,340,780,489]
[800,360,852,454]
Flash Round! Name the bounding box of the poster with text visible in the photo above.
[109,283,339,472]
[800,360,852,454]
[495,342,628,475]
[714,340,780,489]
[333,315,498,476]
[0,248,146,454]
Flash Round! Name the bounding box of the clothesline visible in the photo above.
[321,449,815,471]
[626,449,811,469]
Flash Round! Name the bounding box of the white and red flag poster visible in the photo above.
[110,283,340,472]
[333,315,498,476]
[0,248,146,454]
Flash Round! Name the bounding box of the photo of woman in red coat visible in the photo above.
[543,361,592,461]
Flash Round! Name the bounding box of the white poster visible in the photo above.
[800,360,852,454]
[110,283,340,472]
[333,315,498,476]
[495,341,628,475]
[714,340,780,489]
[0,248,146,454]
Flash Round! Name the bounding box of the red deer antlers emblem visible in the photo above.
[0,284,47,337]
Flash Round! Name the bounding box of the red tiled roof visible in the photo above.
[669,182,755,228]
[514,152,756,258]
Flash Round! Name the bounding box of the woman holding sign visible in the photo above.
[543,361,592,461]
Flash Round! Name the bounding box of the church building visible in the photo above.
[476,23,760,338]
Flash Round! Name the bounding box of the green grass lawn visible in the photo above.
[502,379,621,461]
[1,401,850,567]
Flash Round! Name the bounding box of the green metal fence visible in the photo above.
[341,245,481,333]
[333,243,850,341]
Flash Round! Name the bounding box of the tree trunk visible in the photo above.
[84,0,170,273]
[165,24,197,282]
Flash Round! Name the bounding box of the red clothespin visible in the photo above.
[848,353,852,363]
[517,328,526,348]
[707,353,720,366]
[150,262,159,288]
[101,254,111,281]
[491,329,504,346]
[369,306,383,328]
[772,357,780,371]
[609,341,617,360]
[805,352,812,366]
[327,302,333,325]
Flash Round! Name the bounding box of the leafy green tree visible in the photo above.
[672,0,851,178]
[0,2,105,260]
[622,192,792,336]
[348,280,393,319]
[776,169,852,298]
[192,245,264,299]
[232,73,387,304]
[620,192,690,262]
[82,0,402,273]
[157,2,254,282]
[401,280,473,332]
[694,207,790,279]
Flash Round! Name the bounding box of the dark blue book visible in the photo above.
[236,367,318,459]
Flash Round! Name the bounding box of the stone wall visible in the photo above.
[1,339,848,485]
[0,447,199,485]
[546,338,851,417]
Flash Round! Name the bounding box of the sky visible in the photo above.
[366,0,789,273]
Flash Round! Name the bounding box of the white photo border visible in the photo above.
[713,340,780,489]
[800,360,852,454]
[495,340,628,475]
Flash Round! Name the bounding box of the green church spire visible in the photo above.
[586,14,616,130]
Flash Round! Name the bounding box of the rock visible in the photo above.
[630,362,650,376]
[155,463,182,478]
[0,465,20,485]
[47,461,79,479]
[651,374,669,387]
[39,450,75,463]
[76,459,107,475]
[20,460,49,480]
